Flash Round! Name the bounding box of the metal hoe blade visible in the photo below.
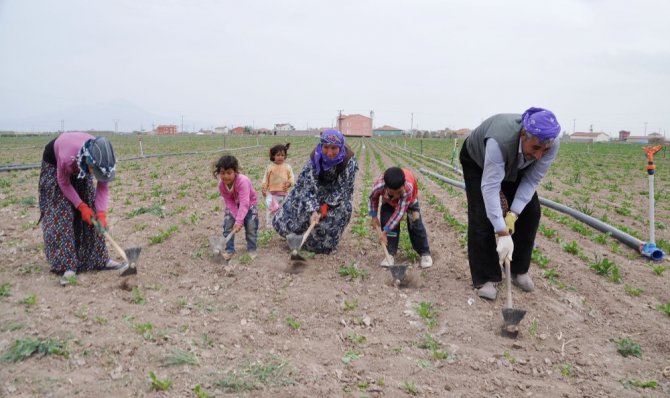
[389,265,408,282]
[501,258,526,338]
[119,247,142,276]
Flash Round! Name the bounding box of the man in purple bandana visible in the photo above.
[459,107,561,300]
[272,129,358,254]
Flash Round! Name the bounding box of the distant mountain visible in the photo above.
[0,99,175,133]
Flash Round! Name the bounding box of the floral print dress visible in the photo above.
[272,153,358,254]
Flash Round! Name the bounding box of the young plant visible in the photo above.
[347,333,367,344]
[338,263,368,279]
[286,317,301,330]
[562,240,581,256]
[529,319,539,336]
[657,301,670,316]
[193,384,214,398]
[623,379,657,389]
[560,363,573,377]
[160,348,199,367]
[238,253,254,265]
[416,301,438,328]
[1,338,68,362]
[651,265,667,276]
[149,371,172,391]
[624,285,644,297]
[615,338,642,358]
[343,298,359,311]
[131,287,145,304]
[341,350,362,364]
[589,257,621,283]
[0,282,10,297]
[400,380,418,395]
[20,294,37,307]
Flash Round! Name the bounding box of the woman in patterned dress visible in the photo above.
[272,129,358,254]
[38,132,121,285]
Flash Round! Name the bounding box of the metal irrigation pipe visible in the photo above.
[419,167,664,262]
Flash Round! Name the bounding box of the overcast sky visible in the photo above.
[1,0,668,135]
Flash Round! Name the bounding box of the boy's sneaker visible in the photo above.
[222,252,234,261]
[477,281,497,300]
[420,255,433,269]
[380,256,394,267]
[60,270,76,286]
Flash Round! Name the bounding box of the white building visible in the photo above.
[569,132,610,143]
[274,123,295,131]
[214,126,229,135]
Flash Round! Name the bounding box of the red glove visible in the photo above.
[77,203,94,225]
[96,211,108,231]
[319,203,329,220]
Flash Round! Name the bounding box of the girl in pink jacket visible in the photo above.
[213,155,259,261]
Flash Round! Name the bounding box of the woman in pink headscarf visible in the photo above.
[272,129,358,254]
[459,107,561,300]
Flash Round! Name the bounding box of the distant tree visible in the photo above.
[244,126,253,134]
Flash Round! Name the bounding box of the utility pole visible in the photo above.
[113,119,119,134]
[410,112,414,137]
[60,119,65,133]
[181,115,184,133]
[644,122,648,135]
[337,110,343,132]
[573,119,576,134]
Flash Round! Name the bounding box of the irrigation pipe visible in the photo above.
[419,167,665,262]
[0,144,261,173]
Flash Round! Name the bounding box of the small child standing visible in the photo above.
[213,155,259,261]
[261,143,294,228]
[368,167,433,268]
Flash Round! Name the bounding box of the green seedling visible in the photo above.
[149,371,172,391]
[560,363,573,377]
[286,317,301,330]
[503,351,516,364]
[0,282,10,297]
[160,348,199,367]
[615,338,642,358]
[216,355,295,392]
[623,378,657,389]
[624,285,644,297]
[562,240,581,256]
[238,253,254,264]
[529,319,539,336]
[257,229,275,247]
[20,294,36,306]
[347,333,366,344]
[94,316,108,325]
[338,263,367,279]
[341,350,362,364]
[1,338,68,362]
[131,287,145,304]
[193,384,214,398]
[134,322,154,340]
[592,232,611,244]
[657,301,670,316]
[589,257,621,283]
[400,380,417,395]
[149,225,178,244]
[74,305,88,320]
[651,265,667,276]
[343,298,359,311]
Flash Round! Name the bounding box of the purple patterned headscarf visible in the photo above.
[522,107,561,141]
[312,129,346,175]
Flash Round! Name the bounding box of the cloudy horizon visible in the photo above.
[1,0,668,136]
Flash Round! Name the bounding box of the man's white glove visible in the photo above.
[496,235,514,265]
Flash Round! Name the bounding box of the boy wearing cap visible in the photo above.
[460,107,561,300]
[369,167,433,269]
[39,132,121,285]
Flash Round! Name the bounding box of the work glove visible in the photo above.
[77,203,95,225]
[496,235,514,265]
[504,212,518,235]
[319,203,329,220]
[96,211,108,233]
